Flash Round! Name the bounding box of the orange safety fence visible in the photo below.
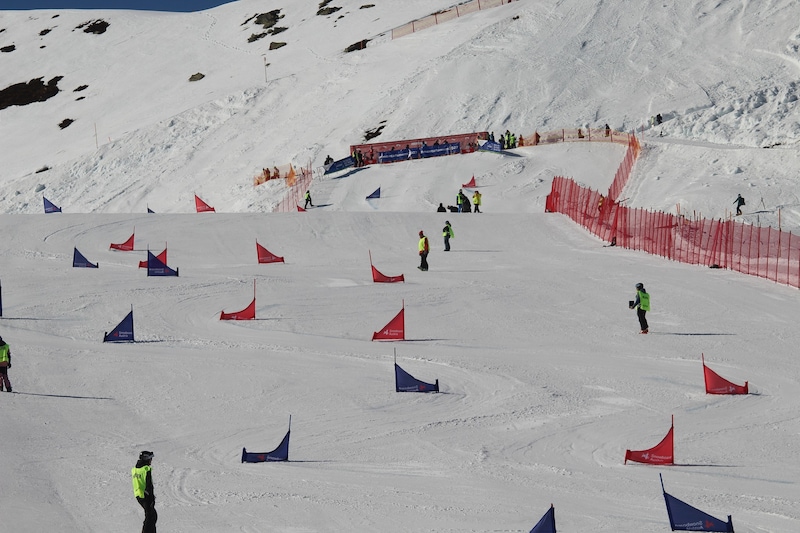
[391,0,515,39]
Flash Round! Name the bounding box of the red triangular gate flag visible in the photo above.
[220,298,255,320]
[461,175,476,188]
[140,247,167,268]
[297,205,306,212]
[372,302,405,341]
[195,194,215,212]
[625,415,674,465]
[220,281,256,320]
[110,230,135,251]
[369,251,404,283]
[703,354,748,394]
[257,241,285,264]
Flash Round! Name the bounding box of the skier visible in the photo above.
[0,336,11,392]
[304,190,314,209]
[734,194,745,216]
[629,283,650,334]
[132,450,157,533]
[442,221,454,251]
[418,230,429,271]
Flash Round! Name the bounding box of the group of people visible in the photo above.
[350,149,365,167]
[437,189,482,213]
[489,130,519,150]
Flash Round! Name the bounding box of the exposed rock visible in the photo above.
[188,72,205,82]
[269,42,287,50]
[0,76,63,110]
[76,20,109,35]
[59,118,74,129]
[1,44,15,52]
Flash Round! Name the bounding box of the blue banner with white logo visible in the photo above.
[479,140,502,152]
[324,156,355,174]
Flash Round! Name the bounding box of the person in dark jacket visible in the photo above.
[304,190,313,209]
[734,194,745,216]
[132,450,157,533]
[442,221,454,251]
[436,203,446,212]
[629,283,650,334]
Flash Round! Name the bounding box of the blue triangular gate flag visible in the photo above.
[147,206,155,213]
[147,250,178,277]
[366,187,381,200]
[43,196,62,213]
[530,504,556,533]
[661,474,733,532]
[242,416,291,463]
[73,247,98,268]
[103,307,134,342]
[395,363,438,392]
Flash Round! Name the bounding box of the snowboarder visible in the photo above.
[442,221,454,251]
[629,283,650,334]
[0,336,11,392]
[132,450,157,533]
[418,230,429,271]
[304,190,314,209]
[734,194,745,216]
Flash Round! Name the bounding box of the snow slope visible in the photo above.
[1,1,800,532]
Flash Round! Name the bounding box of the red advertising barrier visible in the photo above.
[350,132,487,166]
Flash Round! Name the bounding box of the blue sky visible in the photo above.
[0,0,235,11]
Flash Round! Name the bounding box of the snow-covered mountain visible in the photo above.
[2,1,800,532]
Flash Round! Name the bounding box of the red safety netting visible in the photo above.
[547,176,800,288]
[545,133,800,288]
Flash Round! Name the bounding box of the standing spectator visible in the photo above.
[472,190,482,213]
[457,189,464,213]
[604,123,611,137]
[629,283,650,334]
[418,231,429,271]
[356,150,364,167]
[0,336,11,392]
[734,194,745,216]
[132,450,157,533]
[442,220,454,251]
[304,190,313,209]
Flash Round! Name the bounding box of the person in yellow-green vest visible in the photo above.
[442,221,454,251]
[0,336,11,392]
[132,450,157,533]
[472,190,482,213]
[418,230,429,271]
[629,282,650,334]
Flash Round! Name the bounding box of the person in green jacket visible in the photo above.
[132,450,157,533]
[0,336,11,392]
[629,283,650,334]
[442,221,454,251]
